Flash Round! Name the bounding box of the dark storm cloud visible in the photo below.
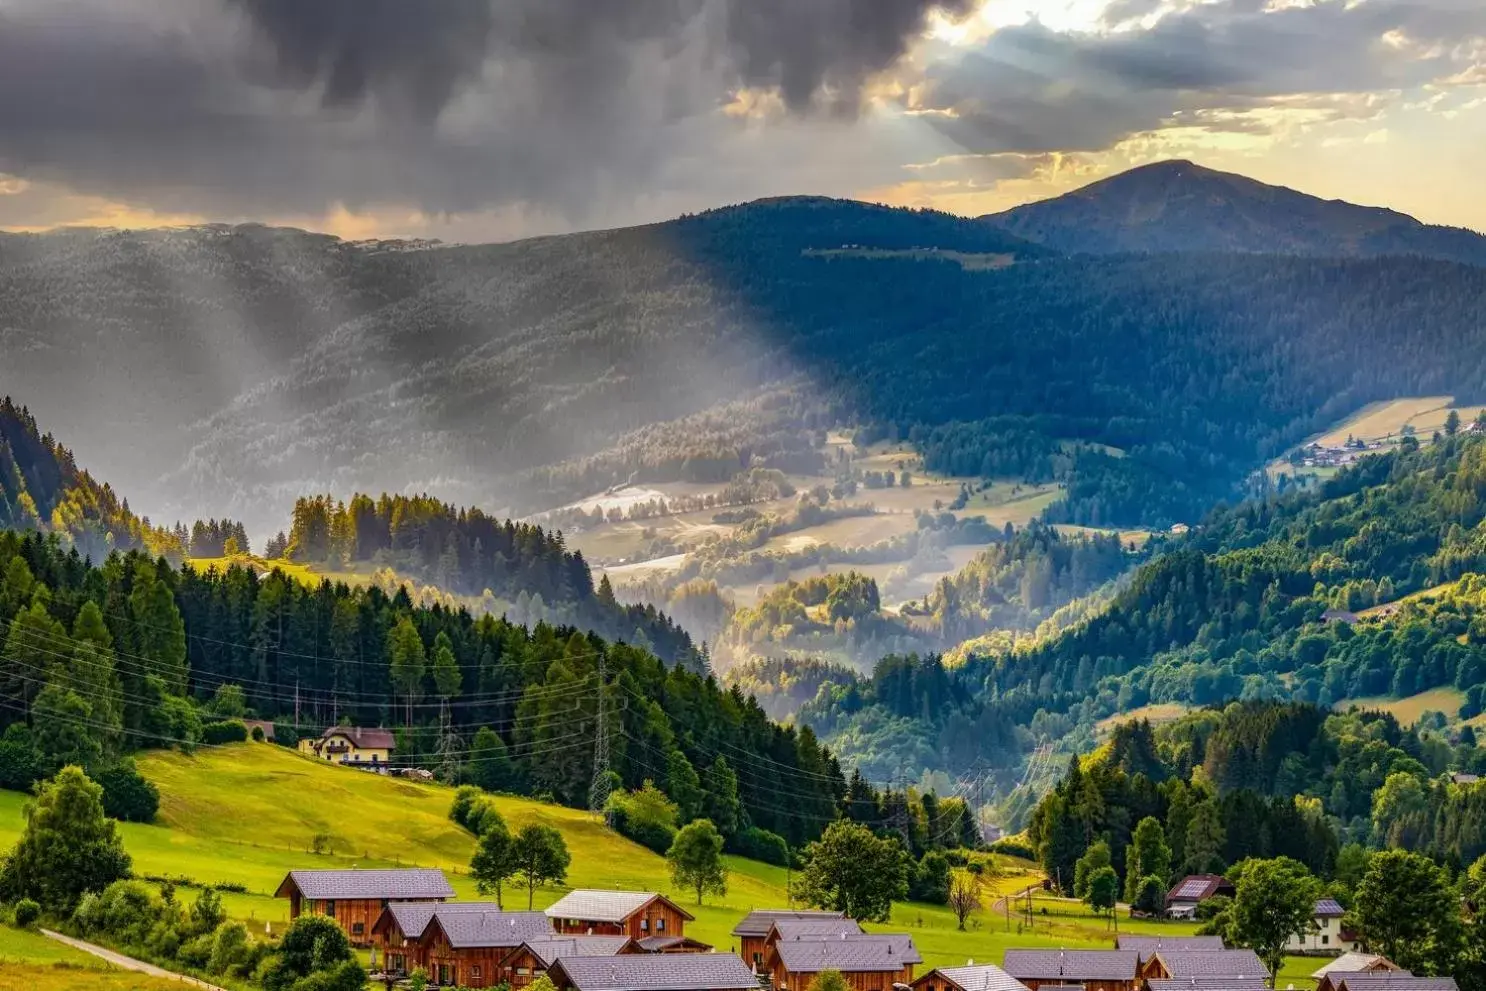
[917,0,1486,156]
[0,0,970,229]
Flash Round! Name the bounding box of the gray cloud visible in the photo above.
[915,0,1486,157]
[0,0,969,233]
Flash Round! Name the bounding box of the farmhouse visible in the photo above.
[501,936,637,989]
[1164,875,1235,919]
[765,933,922,991]
[914,963,1029,991]
[297,726,396,771]
[1002,949,1140,991]
[275,869,453,946]
[545,889,695,939]
[732,909,847,971]
[1139,949,1267,982]
[1316,974,1460,991]
[1286,898,1360,953]
[546,952,761,991]
[370,902,551,982]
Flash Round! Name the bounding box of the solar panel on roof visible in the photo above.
[1177,880,1208,897]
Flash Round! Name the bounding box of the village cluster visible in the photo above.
[275,869,1459,991]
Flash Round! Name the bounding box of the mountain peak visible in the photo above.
[983,159,1484,263]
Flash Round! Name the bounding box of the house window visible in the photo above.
[656,918,666,932]
[640,919,649,932]
[471,966,481,979]
[517,967,531,977]
[1322,935,1329,945]
[324,901,336,917]
[352,922,365,936]
[753,953,763,966]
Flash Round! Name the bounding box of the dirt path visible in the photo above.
[40,929,229,991]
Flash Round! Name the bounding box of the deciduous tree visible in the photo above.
[667,818,728,905]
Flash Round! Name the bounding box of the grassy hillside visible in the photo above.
[0,743,1206,971]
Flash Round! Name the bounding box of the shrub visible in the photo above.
[13,898,40,929]
[178,933,215,970]
[200,720,248,745]
[449,786,483,832]
[909,851,952,904]
[189,887,226,935]
[469,800,506,838]
[272,723,299,748]
[97,760,161,823]
[0,725,42,791]
[989,838,1037,860]
[209,921,252,976]
[146,919,183,959]
[606,782,679,855]
[251,726,266,742]
[608,803,676,855]
[727,826,790,867]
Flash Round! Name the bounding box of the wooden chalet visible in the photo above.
[545,889,695,939]
[370,902,551,982]
[732,909,847,972]
[1164,876,1234,920]
[914,963,1029,991]
[1316,974,1460,991]
[1002,950,1140,991]
[638,935,715,953]
[546,952,761,991]
[765,933,922,991]
[1311,954,1403,981]
[275,869,453,946]
[500,936,637,989]
[1139,950,1267,983]
[1146,978,1269,991]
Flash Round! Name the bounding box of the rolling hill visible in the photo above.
[983,160,1486,263]
[7,190,1486,541]
[0,741,1148,972]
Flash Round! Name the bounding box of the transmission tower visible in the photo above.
[589,654,614,823]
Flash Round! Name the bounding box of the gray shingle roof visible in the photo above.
[280,868,453,901]
[1312,953,1399,978]
[926,963,1029,991]
[732,909,846,937]
[544,889,694,923]
[774,934,922,973]
[1148,978,1271,991]
[321,726,396,750]
[1152,950,1267,979]
[768,917,865,941]
[1334,976,1458,991]
[1117,936,1226,954]
[636,936,712,952]
[1003,950,1140,981]
[519,936,634,967]
[551,953,760,991]
[432,909,555,948]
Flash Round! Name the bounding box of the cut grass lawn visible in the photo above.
[0,962,188,991]
[0,742,1218,972]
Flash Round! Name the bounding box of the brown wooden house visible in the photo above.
[765,933,922,991]
[275,869,453,946]
[418,909,563,988]
[370,902,551,980]
[546,952,761,991]
[500,936,637,988]
[544,889,695,940]
[914,963,1030,991]
[1002,949,1140,991]
[731,910,848,973]
[1139,949,1267,983]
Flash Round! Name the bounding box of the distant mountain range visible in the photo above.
[984,160,1486,264]
[4,173,1486,540]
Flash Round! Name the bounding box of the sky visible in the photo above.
[0,0,1483,242]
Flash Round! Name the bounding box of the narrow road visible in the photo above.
[40,929,229,991]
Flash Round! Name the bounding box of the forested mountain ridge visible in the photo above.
[0,397,181,561]
[801,431,1486,791]
[0,527,850,849]
[985,160,1486,263]
[8,192,1486,538]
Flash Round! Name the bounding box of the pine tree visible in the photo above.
[388,617,427,728]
